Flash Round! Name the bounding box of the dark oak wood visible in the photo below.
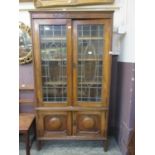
[38,136,107,140]
[25,131,30,155]
[73,19,112,107]
[36,111,71,137]
[32,19,71,107]
[103,139,108,152]
[36,106,109,111]
[73,111,107,137]
[30,11,114,19]
[30,11,113,151]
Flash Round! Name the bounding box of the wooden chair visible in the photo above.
[19,113,35,155]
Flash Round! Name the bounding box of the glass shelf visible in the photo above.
[78,81,102,85]
[44,81,67,85]
[43,97,67,102]
[42,59,67,61]
[78,58,102,61]
[42,58,102,61]
[41,37,66,41]
[78,37,104,40]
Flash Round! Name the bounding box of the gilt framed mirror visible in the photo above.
[19,22,32,64]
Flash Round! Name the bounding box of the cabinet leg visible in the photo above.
[25,132,30,155]
[37,140,42,150]
[103,140,108,152]
[33,120,36,140]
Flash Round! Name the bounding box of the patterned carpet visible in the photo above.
[19,137,122,155]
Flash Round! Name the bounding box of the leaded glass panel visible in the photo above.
[39,25,67,102]
[77,24,104,102]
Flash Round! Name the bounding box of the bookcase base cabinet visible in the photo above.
[30,11,113,152]
[36,110,109,151]
[36,110,108,137]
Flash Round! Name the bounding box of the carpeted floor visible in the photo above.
[19,137,122,155]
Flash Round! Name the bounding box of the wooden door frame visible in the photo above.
[72,19,112,107]
[32,19,72,107]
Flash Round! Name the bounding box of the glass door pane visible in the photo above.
[39,25,67,102]
[75,23,104,103]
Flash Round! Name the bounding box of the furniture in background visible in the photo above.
[19,22,33,65]
[19,84,34,106]
[128,129,135,155]
[19,84,36,155]
[30,11,113,151]
[19,113,35,155]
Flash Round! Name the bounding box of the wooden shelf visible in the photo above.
[42,58,67,61]
[78,37,103,40]
[78,58,102,61]
[19,84,34,91]
[19,99,34,105]
[41,47,66,52]
[42,58,101,61]
[44,81,67,85]
[41,37,66,41]
[78,81,102,85]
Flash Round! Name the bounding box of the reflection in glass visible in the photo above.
[19,28,32,58]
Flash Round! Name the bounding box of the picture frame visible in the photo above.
[19,22,33,65]
[34,0,114,8]
[19,0,33,2]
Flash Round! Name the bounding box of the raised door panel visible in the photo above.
[73,111,107,137]
[32,19,72,107]
[36,111,71,138]
[73,19,112,107]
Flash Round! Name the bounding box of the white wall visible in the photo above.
[19,0,134,63]
[118,0,135,63]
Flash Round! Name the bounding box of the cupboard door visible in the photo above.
[73,20,112,107]
[33,19,72,106]
[37,111,71,137]
[73,111,107,137]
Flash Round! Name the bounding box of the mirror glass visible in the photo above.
[19,22,32,64]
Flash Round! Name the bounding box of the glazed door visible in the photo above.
[73,20,112,107]
[33,19,72,107]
